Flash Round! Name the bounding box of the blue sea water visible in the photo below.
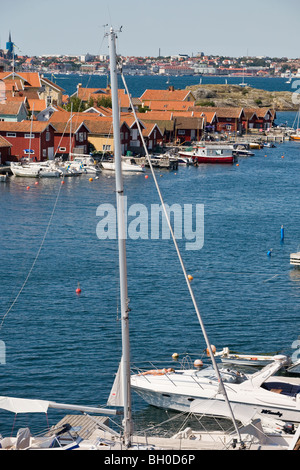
[0,76,299,436]
[49,73,300,99]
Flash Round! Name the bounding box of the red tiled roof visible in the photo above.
[0,102,26,116]
[0,135,12,148]
[140,89,195,102]
[0,121,55,133]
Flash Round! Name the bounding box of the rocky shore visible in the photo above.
[186,84,298,111]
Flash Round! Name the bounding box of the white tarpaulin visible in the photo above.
[0,396,50,414]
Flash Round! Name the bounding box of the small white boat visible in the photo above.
[38,168,61,178]
[10,162,41,178]
[101,157,145,172]
[290,252,300,267]
[70,155,101,174]
[176,156,192,165]
[215,347,284,367]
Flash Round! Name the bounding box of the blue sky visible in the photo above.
[0,0,299,58]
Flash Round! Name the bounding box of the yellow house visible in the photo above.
[39,76,65,107]
[83,118,131,154]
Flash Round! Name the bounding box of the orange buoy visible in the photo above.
[281,155,284,159]
[89,178,93,182]
[26,186,30,190]
[35,181,39,185]
[145,175,149,179]
[206,345,216,356]
[236,163,239,167]
[61,180,65,184]
[188,274,193,282]
[76,283,82,295]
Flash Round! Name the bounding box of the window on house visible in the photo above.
[103,145,111,151]
[46,132,51,141]
[59,147,67,152]
[178,130,185,135]
[25,134,35,139]
[6,132,16,137]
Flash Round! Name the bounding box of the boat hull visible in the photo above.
[179,152,234,164]
[131,383,300,423]
[102,161,144,172]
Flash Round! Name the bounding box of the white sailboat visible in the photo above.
[239,68,251,88]
[290,108,300,141]
[10,162,41,177]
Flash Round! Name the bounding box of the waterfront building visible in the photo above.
[242,107,276,131]
[52,121,90,158]
[0,135,12,164]
[0,121,56,161]
[136,111,175,143]
[173,116,205,143]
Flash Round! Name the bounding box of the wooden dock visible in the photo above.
[0,166,11,175]
[45,414,111,441]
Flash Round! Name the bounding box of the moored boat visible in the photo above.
[179,144,234,164]
[101,156,144,172]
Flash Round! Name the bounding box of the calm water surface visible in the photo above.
[0,94,299,435]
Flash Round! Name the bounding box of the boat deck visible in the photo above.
[290,253,300,267]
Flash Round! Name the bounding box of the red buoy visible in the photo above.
[76,283,81,295]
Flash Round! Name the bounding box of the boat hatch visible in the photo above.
[261,382,300,397]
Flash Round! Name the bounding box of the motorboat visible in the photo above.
[232,144,254,157]
[70,155,101,175]
[215,347,282,367]
[131,355,300,423]
[101,156,145,172]
[176,156,192,165]
[179,144,234,164]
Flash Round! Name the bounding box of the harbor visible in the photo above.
[1,123,300,447]
[0,18,300,452]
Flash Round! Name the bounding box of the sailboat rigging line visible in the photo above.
[120,71,244,446]
[0,180,64,331]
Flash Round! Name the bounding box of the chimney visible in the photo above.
[169,85,175,92]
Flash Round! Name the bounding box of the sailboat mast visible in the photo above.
[108,27,132,448]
